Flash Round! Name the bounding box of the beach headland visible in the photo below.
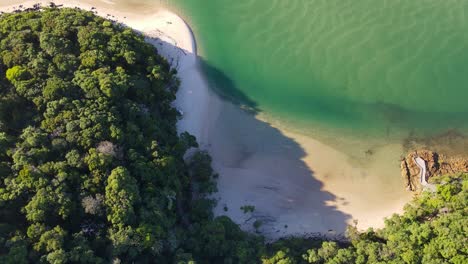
[0,1,412,241]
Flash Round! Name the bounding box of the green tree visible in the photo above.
[105,167,140,227]
[6,66,29,83]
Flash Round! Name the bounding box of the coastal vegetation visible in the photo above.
[261,173,467,264]
[0,7,466,264]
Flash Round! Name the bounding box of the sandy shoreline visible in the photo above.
[207,102,412,239]
[1,1,412,240]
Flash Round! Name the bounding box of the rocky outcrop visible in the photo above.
[401,150,468,192]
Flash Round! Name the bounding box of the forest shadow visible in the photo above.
[197,58,260,114]
[192,57,352,240]
[143,31,352,239]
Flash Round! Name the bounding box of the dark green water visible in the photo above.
[171,0,468,142]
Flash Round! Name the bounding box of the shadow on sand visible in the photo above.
[143,31,352,239]
[196,57,352,240]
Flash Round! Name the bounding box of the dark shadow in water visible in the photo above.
[197,57,468,146]
[198,58,260,114]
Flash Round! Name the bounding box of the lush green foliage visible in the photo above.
[0,8,263,263]
[0,8,466,264]
[262,174,468,264]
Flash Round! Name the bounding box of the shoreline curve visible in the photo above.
[0,1,413,241]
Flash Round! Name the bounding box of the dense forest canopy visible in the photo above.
[0,7,263,263]
[0,7,466,264]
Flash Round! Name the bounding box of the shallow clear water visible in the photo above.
[170,0,468,145]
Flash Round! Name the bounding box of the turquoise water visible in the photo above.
[170,0,468,143]
[5,1,468,142]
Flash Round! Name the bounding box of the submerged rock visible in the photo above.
[401,150,468,192]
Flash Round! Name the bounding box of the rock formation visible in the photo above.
[401,150,468,192]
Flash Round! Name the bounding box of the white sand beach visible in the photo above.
[207,103,412,240]
[0,1,412,240]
